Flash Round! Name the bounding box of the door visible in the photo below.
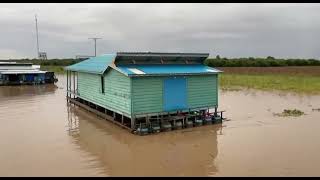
[163,76,187,111]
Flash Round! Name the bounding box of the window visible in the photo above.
[101,76,105,94]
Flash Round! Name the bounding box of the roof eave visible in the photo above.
[111,67,129,76]
[128,72,221,77]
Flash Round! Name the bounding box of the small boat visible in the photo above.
[0,62,58,85]
[45,71,58,83]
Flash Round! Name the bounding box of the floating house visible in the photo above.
[65,52,224,135]
[0,62,57,85]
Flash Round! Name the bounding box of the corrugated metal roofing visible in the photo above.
[0,70,47,74]
[116,52,209,57]
[65,54,116,74]
[117,64,222,76]
[0,62,32,65]
[115,52,209,65]
[65,52,222,76]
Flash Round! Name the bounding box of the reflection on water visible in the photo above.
[0,84,58,99]
[66,104,223,176]
[0,74,320,176]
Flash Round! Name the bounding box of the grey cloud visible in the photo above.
[0,3,319,59]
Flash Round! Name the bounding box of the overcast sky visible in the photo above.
[0,3,320,59]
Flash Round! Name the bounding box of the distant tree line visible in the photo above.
[205,55,320,67]
[6,58,84,66]
[3,56,320,67]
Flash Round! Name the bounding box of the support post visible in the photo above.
[121,114,124,124]
[131,117,135,129]
[76,72,78,95]
[73,71,75,98]
[186,116,188,127]
[182,116,185,127]
[66,70,69,98]
[68,70,71,98]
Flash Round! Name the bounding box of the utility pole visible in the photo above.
[35,14,40,59]
[88,37,102,57]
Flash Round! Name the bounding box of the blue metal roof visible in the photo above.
[65,52,222,76]
[65,54,116,74]
[116,64,222,76]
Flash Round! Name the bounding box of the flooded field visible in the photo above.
[218,66,320,76]
[0,74,320,176]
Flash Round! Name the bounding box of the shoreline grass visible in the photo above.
[219,73,320,94]
[40,66,65,74]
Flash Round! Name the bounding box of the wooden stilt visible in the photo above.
[66,70,69,98]
[121,114,124,124]
[157,114,159,123]
[182,116,185,127]
[69,70,71,99]
[76,72,78,96]
[131,117,135,129]
[73,71,75,98]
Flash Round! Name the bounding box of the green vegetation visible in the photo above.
[40,66,65,74]
[219,73,320,94]
[6,56,320,68]
[205,56,320,67]
[3,57,320,94]
[273,109,305,117]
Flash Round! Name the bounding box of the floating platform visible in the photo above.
[0,62,58,86]
[67,97,225,136]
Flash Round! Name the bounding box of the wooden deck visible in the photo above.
[67,97,133,132]
[67,96,225,136]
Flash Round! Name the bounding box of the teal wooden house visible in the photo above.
[65,52,223,135]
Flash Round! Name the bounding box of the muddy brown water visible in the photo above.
[0,74,320,176]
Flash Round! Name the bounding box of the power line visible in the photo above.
[88,37,102,57]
